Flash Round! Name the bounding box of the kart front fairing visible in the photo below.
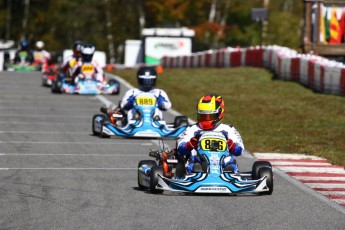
[61,79,118,95]
[6,62,38,72]
[102,118,187,138]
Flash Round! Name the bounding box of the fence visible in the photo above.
[161,45,345,96]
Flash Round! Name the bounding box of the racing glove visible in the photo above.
[157,95,166,110]
[186,137,198,150]
[228,139,243,156]
[124,96,135,110]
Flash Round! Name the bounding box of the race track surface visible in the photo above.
[0,71,344,229]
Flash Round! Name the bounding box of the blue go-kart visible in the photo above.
[138,131,273,195]
[51,63,120,95]
[92,92,189,138]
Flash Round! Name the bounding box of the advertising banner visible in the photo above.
[144,37,192,65]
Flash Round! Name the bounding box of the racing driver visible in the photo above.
[103,66,172,124]
[177,94,244,174]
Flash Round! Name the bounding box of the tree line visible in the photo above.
[0,0,304,63]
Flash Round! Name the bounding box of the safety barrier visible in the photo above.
[161,45,345,96]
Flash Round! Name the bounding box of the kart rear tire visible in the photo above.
[138,160,157,190]
[52,79,62,93]
[252,161,272,180]
[258,167,273,195]
[92,114,105,136]
[42,78,46,87]
[174,116,189,128]
[150,166,164,194]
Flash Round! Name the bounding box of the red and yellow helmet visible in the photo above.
[197,94,224,130]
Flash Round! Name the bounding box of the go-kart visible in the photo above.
[5,51,39,71]
[138,131,274,194]
[51,63,120,95]
[92,92,189,138]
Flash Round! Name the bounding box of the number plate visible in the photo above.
[81,64,94,74]
[200,138,227,151]
[136,96,156,106]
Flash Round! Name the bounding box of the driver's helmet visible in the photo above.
[197,94,225,130]
[35,41,44,50]
[80,44,95,62]
[72,40,83,57]
[20,40,29,51]
[137,66,157,92]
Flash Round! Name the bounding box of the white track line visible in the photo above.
[0,101,100,106]
[0,114,90,118]
[0,168,137,170]
[0,121,86,126]
[0,131,90,134]
[0,106,95,111]
[0,141,152,145]
[0,153,144,156]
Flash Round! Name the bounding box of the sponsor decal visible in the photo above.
[210,153,220,169]
[196,186,230,193]
[154,41,184,50]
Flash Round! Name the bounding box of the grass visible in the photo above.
[110,67,345,167]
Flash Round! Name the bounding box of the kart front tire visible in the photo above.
[92,114,105,136]
[258,167,273,195]
[98,116,111,138]
[252,161,272,180]
[138,160,157,190]
[174,116,189,128]
[52,79,62,93]
[149,166,164,194]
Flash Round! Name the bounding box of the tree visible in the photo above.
[0,0,305,61]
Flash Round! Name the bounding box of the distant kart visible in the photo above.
[92,92,189,138]
[5,51,39,72]
[138,131,274,195]
[51,63,120,95]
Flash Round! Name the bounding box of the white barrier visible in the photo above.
[160,45,345,96]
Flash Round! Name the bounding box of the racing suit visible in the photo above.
[120,88,172,122]
[33,50,51,72]
[71,60,104,84]
[177,123,244,173]
[61,55,80,77]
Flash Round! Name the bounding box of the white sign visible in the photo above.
[144,37,192,65]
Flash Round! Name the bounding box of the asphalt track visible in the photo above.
[0,71,344,230]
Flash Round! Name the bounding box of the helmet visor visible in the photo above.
[197,112,218,121]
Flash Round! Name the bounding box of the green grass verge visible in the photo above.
[110,67,345,167]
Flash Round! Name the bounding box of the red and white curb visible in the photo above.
[254,153,345,208]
